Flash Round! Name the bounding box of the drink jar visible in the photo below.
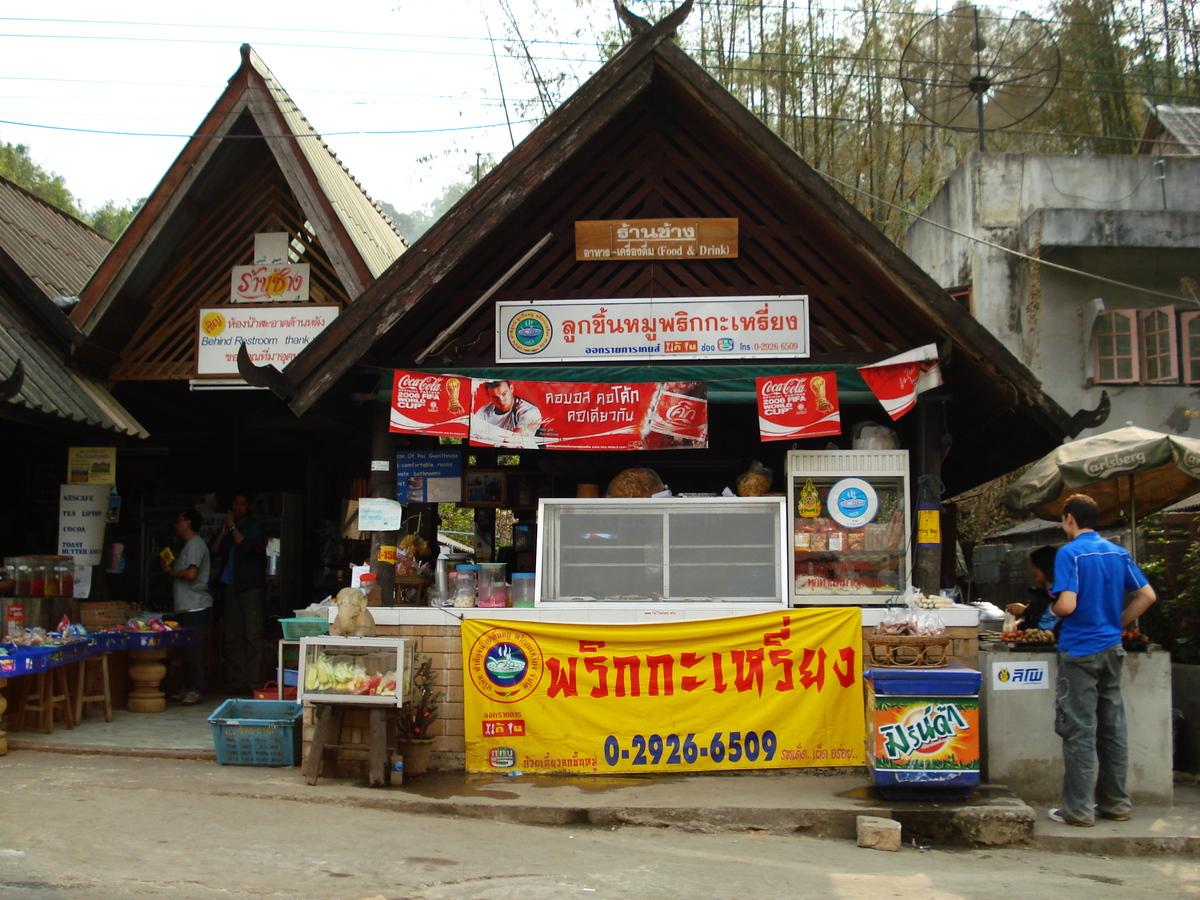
[510,572,536,608]
[453,564,480,608]
[477,563,507,608]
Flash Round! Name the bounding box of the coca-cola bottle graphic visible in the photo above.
[641,381,708,449]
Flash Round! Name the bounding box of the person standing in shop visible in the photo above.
[210,492,267,693]
[1048,493,1156,827]
[161,508,211,704]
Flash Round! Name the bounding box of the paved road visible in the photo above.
[1,754,1197,899]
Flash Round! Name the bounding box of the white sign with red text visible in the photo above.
[230,263,311,303]
[496,295,809,363]
[195,305,338,376]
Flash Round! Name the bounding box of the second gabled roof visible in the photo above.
[70,44,406,368]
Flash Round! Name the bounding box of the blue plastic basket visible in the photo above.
[8,646,52,674]
[88,631,128,653]
[207,699,303,767]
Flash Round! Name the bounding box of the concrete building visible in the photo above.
[904,150,1200,438]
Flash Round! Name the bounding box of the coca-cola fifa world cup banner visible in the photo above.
[756,372,841,441]
[389,370,708,451]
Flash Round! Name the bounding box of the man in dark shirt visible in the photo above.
[210,492,268,692]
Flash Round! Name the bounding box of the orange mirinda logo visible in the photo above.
[201,312,227,337]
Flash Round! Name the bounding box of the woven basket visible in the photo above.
[865,634,950,668]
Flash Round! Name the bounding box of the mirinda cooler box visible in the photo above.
[866,665,982,799]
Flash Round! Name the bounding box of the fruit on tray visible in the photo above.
[1122,629,1148,643]
[303,652,397,695]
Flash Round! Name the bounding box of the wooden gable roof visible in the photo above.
[70,44,406,377]
[249,5,1081,492]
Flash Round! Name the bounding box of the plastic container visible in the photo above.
[453,564,479,608]
[359,573,381,607]
[511,572,536,608]
[477,562,507,608]
[279,617,329,639]
[208,699,303,767]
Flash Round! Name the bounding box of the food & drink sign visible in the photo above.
[461,609,864,775]
[496,296,809,363]
[574,218,738,260]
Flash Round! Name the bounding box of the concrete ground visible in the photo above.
[5,696,1198,854]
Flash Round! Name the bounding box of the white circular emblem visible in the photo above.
[828,477,879,528]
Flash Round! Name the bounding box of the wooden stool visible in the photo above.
[303,704,397,788]
[75,652,113,723]
[19,667,75,734]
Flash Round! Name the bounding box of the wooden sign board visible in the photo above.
[575,218,738,261]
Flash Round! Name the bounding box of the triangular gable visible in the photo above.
[70,44,406,377]
[1137,98,1200,155]
[248,4,1076,490]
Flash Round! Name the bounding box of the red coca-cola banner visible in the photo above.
[858,344,943,420]
[467,378,709,451]
[389,370,470,437]
[756,372,841,441]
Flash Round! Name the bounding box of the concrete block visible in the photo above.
[856,815,901,851]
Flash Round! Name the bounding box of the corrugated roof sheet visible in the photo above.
[0,178,148,437]
[1143,101,1200,154]
[249,51,407,279]
[0,176,110,301]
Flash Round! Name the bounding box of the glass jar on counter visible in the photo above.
[453,564,479,608]
[510,572,536,608]
[359,573,381,607]
[477,563,507,607]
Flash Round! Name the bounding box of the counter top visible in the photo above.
[346,603,980,628]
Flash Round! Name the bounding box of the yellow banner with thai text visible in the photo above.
[461,608,864,775]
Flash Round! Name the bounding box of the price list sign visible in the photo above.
[461,609,864,775]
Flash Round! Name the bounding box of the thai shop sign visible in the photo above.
[496,296,809,363]
[195,305,338,376]
[461,609,863,775]
[574,218,738,260]
[229,264,310,303]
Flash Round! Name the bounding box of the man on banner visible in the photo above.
[858,344,943,420]
[473,380,544,448]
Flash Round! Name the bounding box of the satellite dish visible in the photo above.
[901,3,1060,151]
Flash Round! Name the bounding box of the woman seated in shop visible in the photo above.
[1006,545,1060,632]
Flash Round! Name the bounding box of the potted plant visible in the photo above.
[396,654,441,777]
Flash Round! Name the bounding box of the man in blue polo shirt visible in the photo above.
[1049,493,1156,826]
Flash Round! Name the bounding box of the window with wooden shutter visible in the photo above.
[1139,306,1179,383]
[1182,311,1200,384]
[1093,310,1138,384]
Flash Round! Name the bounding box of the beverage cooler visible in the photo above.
[865,665,982,799]
[785,450,910,606]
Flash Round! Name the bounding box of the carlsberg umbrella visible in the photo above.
[1005,424,1200,563]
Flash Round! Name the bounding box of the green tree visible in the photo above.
[0,140,83,219]
[89,198,144,241]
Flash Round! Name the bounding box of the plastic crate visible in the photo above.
[208,699,303,767]
[87,631,128,653]
[126,631,169,649]
[8,646,52,674]
[279,617,328,640]
[163,627,196,648]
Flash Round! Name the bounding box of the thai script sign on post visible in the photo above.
[496,296,809,363]
[462,609,864,775]
[230,264,311,303]
[575,218,739,260]
[195,305,338,376]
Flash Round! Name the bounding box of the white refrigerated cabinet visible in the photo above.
[786,449,911,606]
[535,496,789,610]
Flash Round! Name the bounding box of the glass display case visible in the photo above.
[298,637,411,706]
[786,449,910,605]
[535,497,788,606]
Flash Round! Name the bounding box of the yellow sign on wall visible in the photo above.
[462,609,864,775]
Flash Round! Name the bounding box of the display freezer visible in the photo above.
[786,450,911,605]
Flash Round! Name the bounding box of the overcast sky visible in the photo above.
[0,1,611,215]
